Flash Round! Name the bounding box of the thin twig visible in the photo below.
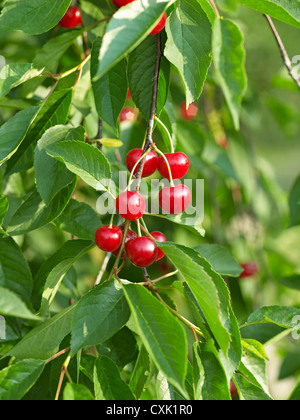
[46,347,70,365]
[94,253,111,285]
[209,0,220,19]
[135,33,162,192]
[264,14,300,90]
[54,353,72,401]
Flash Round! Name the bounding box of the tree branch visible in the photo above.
[264,14,300,90]
[135,33,162,192]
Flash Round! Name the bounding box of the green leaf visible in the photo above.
[94,355,136,400]
[33,28,86,71]
[71,280,131,355]
[63,383,94,400]
[97,327,138,370]
[122,282,188,397]
[0,195,8,226]
[129,345,151,399]
[149,207,205,237]
[194,244,243,277]
[233,373,273,400]
[158,242,233,357]
[193,341,231,400]
[164,0,212,105]
[54,199,100,241]
[6,89,73,174]
[239,346,271,397]
[128,35,170,120]
[45,141,112,190]
[281,275,300,291]
[91,37,128,134]
[0,359,44,400]
[94,0,169,80]
[289,174,300,226]
[238,0,300,29]
[37,239,95,317]
[0,63,43,99]
[212,18,247,130]
[8,305,75,360]
[247,305,300,329]
[0,287,40,321]
[0,0,72,35]
[34,125,85,205]
[6,181,76,236]
[289,377,300,400]
[242,339,269,361]
[0,236,33,303]
[0,106,38,165]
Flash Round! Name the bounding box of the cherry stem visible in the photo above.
[107,220,130,282]
[139,269,179,286]
[136,219,142,237]
[127,148,152,191]
[138,221,156,240]
[154,292,204,338]
[154,116,174,153]
[153,146,175,188]
[108,212,115,228]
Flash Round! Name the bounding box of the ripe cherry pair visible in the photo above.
[124,148,191,216]
[95,225,166,267]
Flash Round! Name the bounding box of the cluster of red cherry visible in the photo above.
[95,147,191,268]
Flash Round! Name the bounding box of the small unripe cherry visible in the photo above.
[150,12,167,35]
[119,106,137,122]
[180,101,199,121]
[116,191,146,221]
[239,262,258,278]
[126,149,158,178]
[151,231,167,261]
[95,225,123,252]
[157,152,190,180]
[159,184,192,215]
[59,6,83,29]
[126,237,158,267]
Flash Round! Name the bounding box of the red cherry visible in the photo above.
[151,231,167,261]
[59,6,83,29]
[159,184,191,214]
[95,225,123,252]
[239,262,258,278]
[116,191,146,221]
[150,12,167,35]
[157,152,190,180]
[126,237,158,267]
[112,228,137,257]
[119,106,136,122]
[112,0,134,8]
[180,102,199,121]
[126,149,158,178]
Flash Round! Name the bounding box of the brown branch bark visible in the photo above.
[134,33,162,192]
[264,14,300,90]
